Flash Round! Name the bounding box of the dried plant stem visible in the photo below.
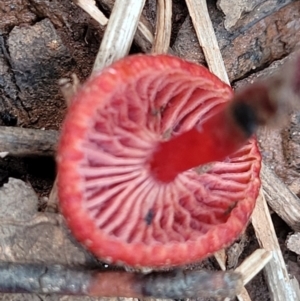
[93,0,146,71]
[99,0,154,51]
[152,0,172,53]
[74,0,108,26]
[252,192,299,301]
[184,0,229,83]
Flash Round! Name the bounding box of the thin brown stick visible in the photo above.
[152,0,172,54]
[0,126,58,157]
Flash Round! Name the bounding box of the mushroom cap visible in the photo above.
[57,54,261,268]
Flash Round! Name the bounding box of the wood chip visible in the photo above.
[152,0,172,54]
[93,0,146,71]
[286,232,300,256]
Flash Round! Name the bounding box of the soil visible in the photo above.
[0,1,300,301]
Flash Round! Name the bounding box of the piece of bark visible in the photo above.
[217,0,262,30]
[0,37,30,127]
[252,192,299,301]
[0,178,38,219]
[0,126,58,156]
[221,1,300,81]
[171,2,300,82]
[261,164,300,231]
[216,0,294,32]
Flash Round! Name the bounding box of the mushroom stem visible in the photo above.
[150,103,250,182]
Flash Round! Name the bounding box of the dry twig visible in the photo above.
[0,126,58,157]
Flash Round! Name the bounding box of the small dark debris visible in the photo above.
[145,209,154,225]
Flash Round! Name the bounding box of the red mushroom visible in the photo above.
[57,54,262,268]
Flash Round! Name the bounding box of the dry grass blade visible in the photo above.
[74,0,108,26]
[252,191,299,301]
[152,0,172,53]
[137,21,154,45]
[93,0,146,71]
[185,0,229,83]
